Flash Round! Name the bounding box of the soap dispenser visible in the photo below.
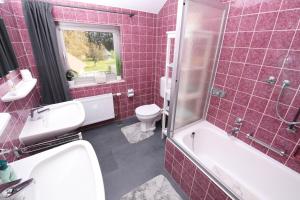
[0,160,17,184]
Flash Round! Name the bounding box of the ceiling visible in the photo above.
[68,0,168,14]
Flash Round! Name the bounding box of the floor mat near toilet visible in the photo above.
[121,122,155,143]
[120,175,182,200]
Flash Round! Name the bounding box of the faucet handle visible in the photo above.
[1,178,34,198]
[0,179,22,194]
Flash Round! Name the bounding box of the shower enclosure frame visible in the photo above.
[167,0,229,138]
[166,0,239,199]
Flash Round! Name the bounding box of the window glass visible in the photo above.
[58,24,121,86]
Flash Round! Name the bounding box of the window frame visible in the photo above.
[56,22,122,87]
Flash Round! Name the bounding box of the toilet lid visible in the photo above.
[135,104,161,116]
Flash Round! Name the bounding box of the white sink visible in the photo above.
[1,79,37,102]
[0,113,11,137]
[20,100,85,145]
[11,141,105,200]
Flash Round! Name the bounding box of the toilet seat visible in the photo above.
[135,104,161,117]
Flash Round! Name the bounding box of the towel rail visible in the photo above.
[246,133,286,157]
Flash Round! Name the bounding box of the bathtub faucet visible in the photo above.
[228,127,239,136]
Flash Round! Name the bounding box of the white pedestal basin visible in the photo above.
[10,141,105,200]
[20,100,85,145]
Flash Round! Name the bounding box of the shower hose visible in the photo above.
[276,81,300,126]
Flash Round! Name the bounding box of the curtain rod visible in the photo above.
[53,4,135,17]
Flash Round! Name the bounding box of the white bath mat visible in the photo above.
[120,175,182,200]
[121,122,155,143]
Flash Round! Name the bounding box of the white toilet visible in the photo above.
[135,104,161,132]
[135,77,171,132]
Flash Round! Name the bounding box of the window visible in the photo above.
[57,23,121,87]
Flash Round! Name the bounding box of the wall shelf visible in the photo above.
[1,79,37,102]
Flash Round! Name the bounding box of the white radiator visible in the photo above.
[78,93,115,126]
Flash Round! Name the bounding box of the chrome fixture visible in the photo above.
[266,76,276,85]
[228,127,239,136]
[282,80,290,87]
[0,178,34,199]
[0,132,82,158]
[0,147,20,158]
[247,133,286,156]
[235,117,243,126]
[30,106,50,121]
[211,87,226,98]
[275,80,300,129]
[19,132,82,155]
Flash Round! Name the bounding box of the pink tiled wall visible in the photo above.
[3,0,157,120]
[154,0,177,107]
[0,1,40,161]
[51,1,157,119]
[165,139,231,200]
[207,0,300,173]
[50,0,156,119]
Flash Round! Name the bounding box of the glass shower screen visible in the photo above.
[169,0,227,132]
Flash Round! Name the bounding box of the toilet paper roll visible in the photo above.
[20,69,33,81]
[127,89,134,97]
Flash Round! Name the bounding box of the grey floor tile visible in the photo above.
[83,117,188,200]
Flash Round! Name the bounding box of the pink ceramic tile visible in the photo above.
[225,75,240,90]
[260,0,282,12]
[263,49,288,68]
[207,182,228,200]
[255,12,278,31]
[232,48,248,62]
[235,32,253,47]
[248,95,268,113]
[251,31,272,48]
[174,148,185,165]
[253,82,274,99]
[244,108,263,124]
[228,1,244,16]
[243,0,262,14]
[237,78,255,94]
[231,103,247,117]
[246,48,266,65]
[228,62,244,76]
[217,60,230,74]
[242,64,260,80]
[281,0,300,9]
[234,91,251,106]
[223,32,237,47]
[225,16,241,32]
[269,31,295,49]
[239,14,258,31]
[259,115,282,133]
[275,10,300,30]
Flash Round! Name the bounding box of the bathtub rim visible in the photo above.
[168,135,239,200]
[170,119,300,200]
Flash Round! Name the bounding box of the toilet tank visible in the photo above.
[160,77,171,100]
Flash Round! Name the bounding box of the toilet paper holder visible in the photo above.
[127,89,134,97]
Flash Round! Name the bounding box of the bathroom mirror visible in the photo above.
[0,18,19,78]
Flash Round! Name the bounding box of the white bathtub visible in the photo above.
[173,120,300,200]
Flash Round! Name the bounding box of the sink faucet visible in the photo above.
[30,106,50,121]
[0,178,34,199]
[228,127,240,136]
[0,147,20,159]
